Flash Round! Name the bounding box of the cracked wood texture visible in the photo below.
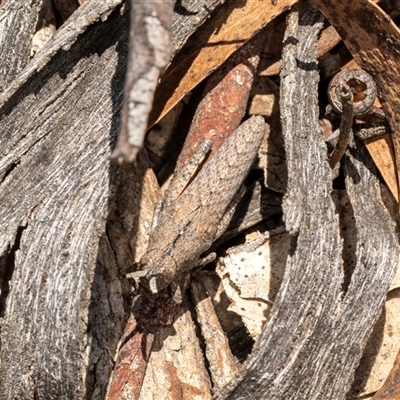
[217,2,399,399]
[0,1,398,399]
[0,0,42,91]
[0,1,227,398]
[171,0,225,57]
[0,1,128,399]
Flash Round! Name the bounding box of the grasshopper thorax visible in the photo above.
[139,249,177,294]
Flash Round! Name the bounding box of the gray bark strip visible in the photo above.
[319,139,399,399]
[112,0,223,163]
[0,2,129,399]
[171,0,225,57]
[0,0,43,92]
[0,0,123,105]
[216,2,400,399]
[112,0,173,163]
[216,2,343,398]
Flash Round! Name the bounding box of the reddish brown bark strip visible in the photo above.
[106,315,154,400]
[176,30,266,169]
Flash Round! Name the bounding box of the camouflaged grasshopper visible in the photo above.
[132,116,265,293]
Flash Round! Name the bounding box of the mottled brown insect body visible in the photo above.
[139,116,266,293]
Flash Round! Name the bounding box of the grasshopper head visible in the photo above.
[139,249,177,294]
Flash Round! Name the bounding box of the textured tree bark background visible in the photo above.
[0,1,399,400]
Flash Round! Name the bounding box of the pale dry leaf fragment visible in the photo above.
[248,76,279,118]
[364,134,399,202]
[197,271,245,336]
[216,228,289,338]
[389,257,400,292]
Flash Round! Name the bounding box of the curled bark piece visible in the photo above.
[328,69,376,117]
[311,0,400,201]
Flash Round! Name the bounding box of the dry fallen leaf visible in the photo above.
[149,0,297,127]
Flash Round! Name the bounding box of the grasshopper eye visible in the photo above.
[139,249,177,294]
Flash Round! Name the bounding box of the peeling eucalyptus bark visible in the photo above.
[171,0,225,57]
[112,0,173,162]
[0,2,129,399]
[217,2,399,399]
[216,4,342,398]
[0,0,43,91]
[0,1,398,399]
